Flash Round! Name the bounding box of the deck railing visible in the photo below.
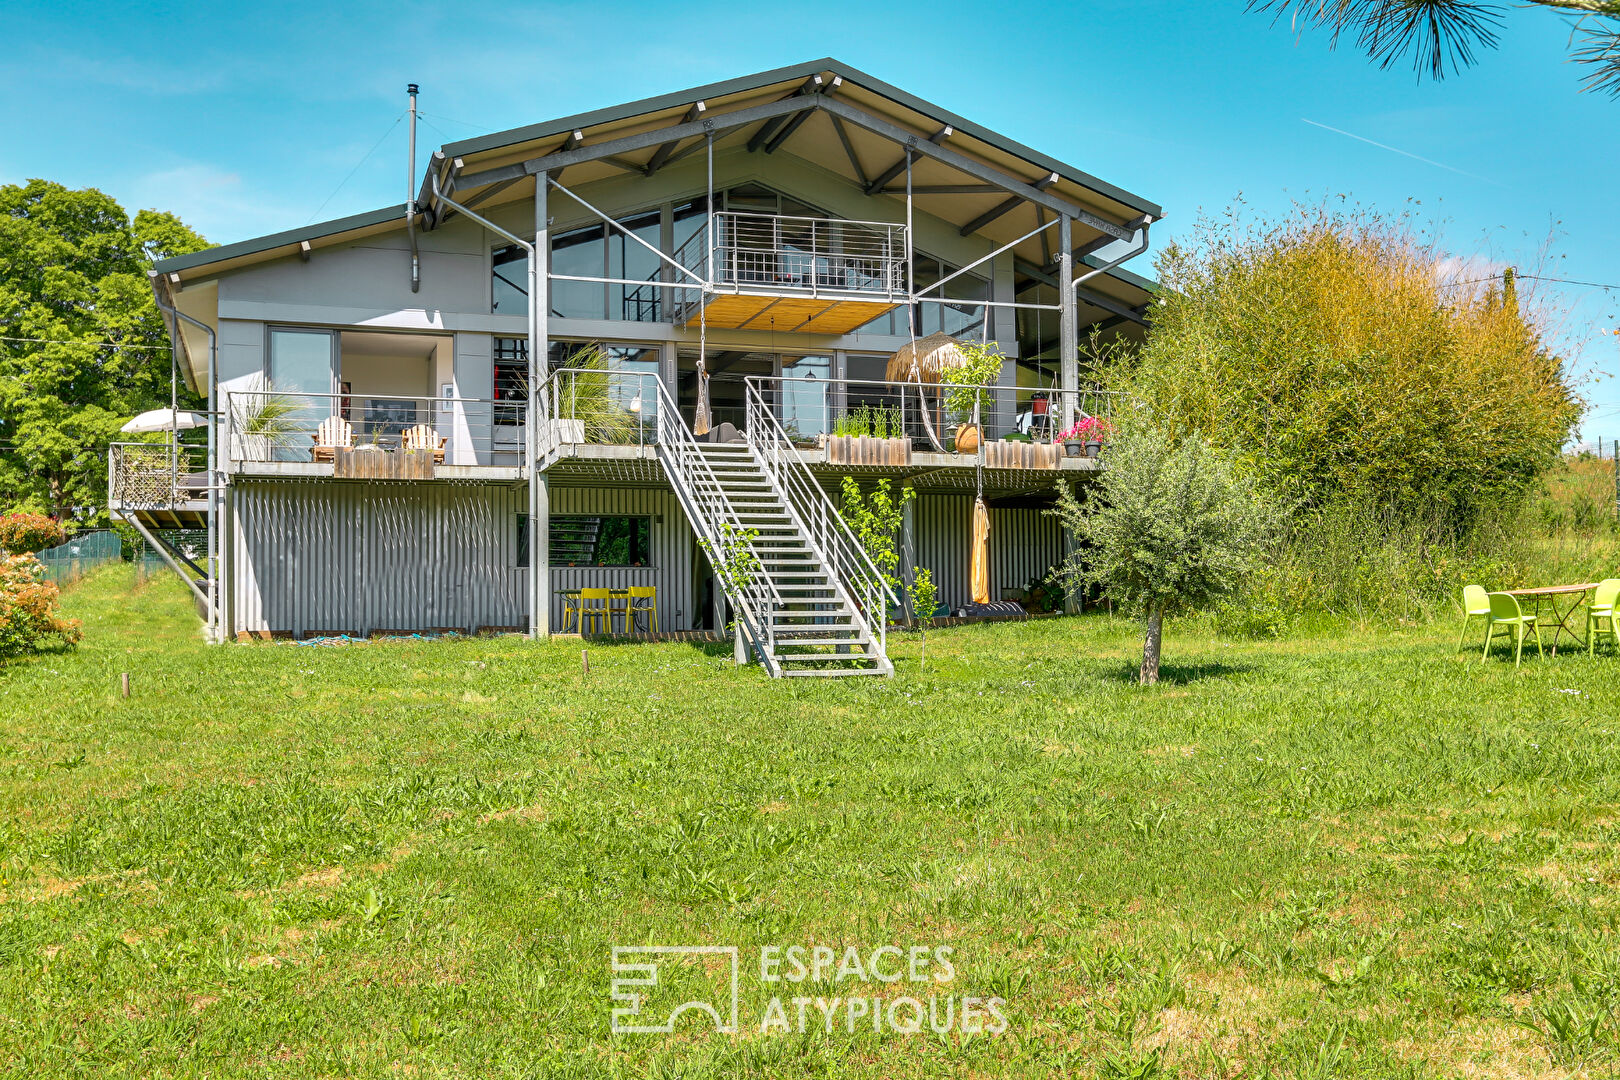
[110,443,209,507]
[538,368,661,454]
[625,211,909,322]
[224,392,513,467]
[742,376,1126,453]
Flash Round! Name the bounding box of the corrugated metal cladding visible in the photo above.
[547,486,694,632]
[230,481,699,636]
[914,494,1064,609]
[232,481,528,636]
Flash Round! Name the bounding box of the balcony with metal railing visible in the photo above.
[624,211,907,333]
[109,442,211,525]
[224,392,525,478]
[742,375,1123,475]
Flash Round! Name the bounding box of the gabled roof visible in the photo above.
[154,58,1160,317]
[431,58,1160,220]
[154,205,402,275]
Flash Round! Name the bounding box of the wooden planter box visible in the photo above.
[826,435,911,467]
[334,447,436,480]
[984,441,1060,470]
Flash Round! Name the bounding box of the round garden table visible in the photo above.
[1504,583,1599,655]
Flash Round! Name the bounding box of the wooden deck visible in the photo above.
[686,293,897,334]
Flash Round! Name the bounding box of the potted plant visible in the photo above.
[943,342,1005,455]
[827,404,910,466]
[234,386,301,462]
[1054,416,1109,458]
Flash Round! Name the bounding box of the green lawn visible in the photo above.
[4,567,1619,1078]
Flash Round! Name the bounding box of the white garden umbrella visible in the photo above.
[121,408,208,435]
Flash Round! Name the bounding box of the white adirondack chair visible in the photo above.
[311,415,353,462]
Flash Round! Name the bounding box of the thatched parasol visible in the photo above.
[886,332,966,383]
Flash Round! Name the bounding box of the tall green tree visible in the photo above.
[1250,1,1620,95]
[0,180,208,521]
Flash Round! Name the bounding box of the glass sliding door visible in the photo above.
[267,328,337,460]
[780,354,830,444]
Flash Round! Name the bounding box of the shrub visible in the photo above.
[0,512,67,554]
[0,555,81,656]
[1127,205,1579,530]
[1050,424,1275,683]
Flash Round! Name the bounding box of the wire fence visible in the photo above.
[32,530,122,587]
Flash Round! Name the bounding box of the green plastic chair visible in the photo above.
[1587,578,1620,656]
[1482,592,1542,668]
[1457,584,1491,652]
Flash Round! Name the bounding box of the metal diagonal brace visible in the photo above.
[914,216,1061,299]
[546,176,706,286]
[453,95,811,192]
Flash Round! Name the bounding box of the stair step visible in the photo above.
[774,629,869,644]
[781,665,890,677]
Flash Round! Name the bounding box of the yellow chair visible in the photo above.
[1457,584,1491,651]
[628,585,659,635]
[1587,578,1620,656]
[560,590,583,633]
[1483,592,1542,668]
[579,587,613,635]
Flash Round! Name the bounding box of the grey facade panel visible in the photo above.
[914,494,1063,610]
[547,486,695,633]
[231,481,527,636]
[229,480,698,637]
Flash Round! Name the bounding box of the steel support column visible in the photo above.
[1058,215,1078,432]
[531,174,550,638]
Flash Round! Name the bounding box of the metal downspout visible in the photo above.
[1071,219,1152,291]
[149,277,221,640]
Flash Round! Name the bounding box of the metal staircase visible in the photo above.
[651,379,894,677]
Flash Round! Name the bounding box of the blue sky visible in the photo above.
[4,0,1617,438]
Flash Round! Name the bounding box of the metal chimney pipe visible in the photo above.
[406,83,421,292]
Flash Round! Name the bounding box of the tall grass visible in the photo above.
[1217,456,1620,636]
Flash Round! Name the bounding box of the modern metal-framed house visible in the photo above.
[115,58,1161,677]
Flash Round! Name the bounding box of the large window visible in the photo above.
[493,209,662,322]
[493,337,528,426]
[856,254,987,337]
[518,514,652,567]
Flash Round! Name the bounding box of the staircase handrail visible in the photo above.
[648,376,782,662]
[743,378,899,660]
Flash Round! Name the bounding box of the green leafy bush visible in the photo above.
[0,512,67,554]
[1050,425,1275,682]
[0,554,81,656]
[943,341,1006,423]
[1128,206,1579,529]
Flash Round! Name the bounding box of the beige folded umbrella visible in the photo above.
[970,496,990,605]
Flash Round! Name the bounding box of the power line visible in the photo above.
[0,335,171,351]
[1518,274,1620,293]
[306,111,406,224]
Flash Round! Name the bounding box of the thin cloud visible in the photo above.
[128,165,305,244]
[1300,118,1501,185]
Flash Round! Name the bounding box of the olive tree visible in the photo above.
[1049,426,1274,684]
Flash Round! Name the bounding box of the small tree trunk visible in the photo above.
[919,628,926,669]
[1140,606,1163,685]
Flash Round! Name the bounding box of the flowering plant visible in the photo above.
[0,555,81,656]
[0,512,66,555]
[1054,416,1112,444]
